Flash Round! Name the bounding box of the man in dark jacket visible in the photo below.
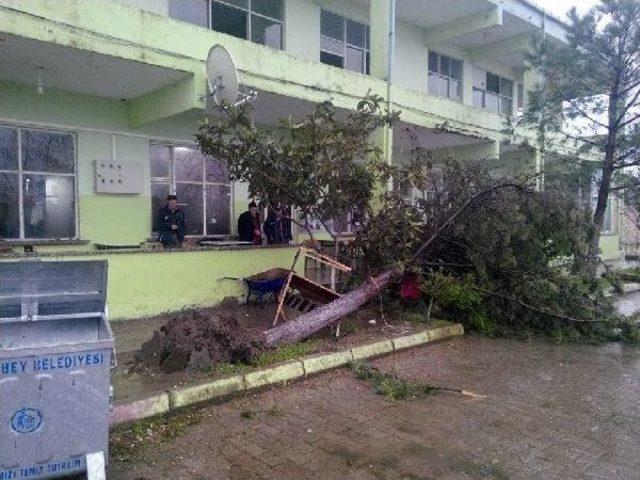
[157,194,186,248]
[237,201,261,244]
[264,205,292,245]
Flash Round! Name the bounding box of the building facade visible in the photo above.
[0,0,619,319]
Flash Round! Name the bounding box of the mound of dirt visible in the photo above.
[140,310,260,373]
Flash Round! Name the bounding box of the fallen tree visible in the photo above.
[198,96,636,348]
[263,269,397,347]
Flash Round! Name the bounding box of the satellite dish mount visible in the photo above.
[205,44,257,110]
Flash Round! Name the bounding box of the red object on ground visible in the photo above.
[400,275,421,300]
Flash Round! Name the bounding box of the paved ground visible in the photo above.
[617,289,640,317]
[109,337,640,479]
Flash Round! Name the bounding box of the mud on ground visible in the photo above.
[112,298,439,404]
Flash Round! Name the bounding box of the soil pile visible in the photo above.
[140,310,260,373]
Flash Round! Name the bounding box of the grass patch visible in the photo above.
[110,408,204,462]
[240,409,257,420]
[213,362,251,376]
[352,361,438,401]
[254,340,319,367]
[265,404,285,417]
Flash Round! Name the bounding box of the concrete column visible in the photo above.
[369,0,395,186]
[462,60,474,106]
[369,0,394,81]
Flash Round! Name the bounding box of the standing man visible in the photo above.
[157,194,186,248]
[237,201,262,245]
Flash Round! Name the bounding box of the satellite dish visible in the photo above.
[206,45,239,106]
[205,44,256,109]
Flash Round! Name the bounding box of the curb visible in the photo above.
[109,323,463,426]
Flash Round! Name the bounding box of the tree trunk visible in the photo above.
[262,269,399,347]
[585,80,620,279]
[586,164,613,278]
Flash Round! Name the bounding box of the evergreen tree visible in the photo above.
[521,0,640,276]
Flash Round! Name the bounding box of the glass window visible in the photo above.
[22,130,74,173]
[226,0,249,7]
[0,127,17,171]
[0,126,76,240]
[320,51,343,69]
[150,144,232,236]
[485,92,500,112]
[428,52,439,73]
[486,73,500,94]
[428,52,463,102]
[320,10,369,74]
[176,183,204,236]
[174,146,203,182]
[440,56,451,76]
[449,78,461,101]
[23,175,75,239]
[0,173,19,239]
[205,158,229,183]
[252,0,282,19]
[211,2,247,39]
[150,144,171,178]
[321,36,343,56]
[198,0,283,49]
[151,182,171,231]
[168,0,208,28]
[206,184,231,234]
[251,14,282,49]
[428,73,448,98]
[472,69,514,115]
[450,59,462,80]
[321,10,344,40]
[346,20,366,47]
[346,47,365,73]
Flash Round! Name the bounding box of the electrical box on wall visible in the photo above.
[94,159,144,194]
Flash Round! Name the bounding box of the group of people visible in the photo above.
[237,201,292,246]
[156,195,291,248]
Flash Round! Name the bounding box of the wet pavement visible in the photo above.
[109,336,640,479]
[616,290,640,317]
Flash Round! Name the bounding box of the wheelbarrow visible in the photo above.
[222,267,291,304]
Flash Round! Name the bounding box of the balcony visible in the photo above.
[0,0,561,142]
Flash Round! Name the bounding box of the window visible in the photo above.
[472,67,513,115]
[320,10,369,74]
[428,52,462,101]
[169,0,284,49]
[150,144,232,236]
[0,126,76,240]
[169,0,209,28]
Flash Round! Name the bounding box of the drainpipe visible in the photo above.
[385,0,396,191]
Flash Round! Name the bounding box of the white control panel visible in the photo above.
[94,159,144,194]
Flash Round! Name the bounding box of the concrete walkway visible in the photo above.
[109,337,640,480]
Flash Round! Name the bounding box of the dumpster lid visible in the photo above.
[0,260,108,322]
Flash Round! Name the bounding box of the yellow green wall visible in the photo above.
[1,248,298,320]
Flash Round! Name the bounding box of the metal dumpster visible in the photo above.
[0,260,113,479]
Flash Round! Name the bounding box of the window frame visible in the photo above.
[149,142,234,237]
[320,9,370,75]
[428,51,463,102]
[169,0,285,49]
[0,123,78,241]
[472,67,514,115]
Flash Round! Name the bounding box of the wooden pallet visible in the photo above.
[273,247,351,326]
